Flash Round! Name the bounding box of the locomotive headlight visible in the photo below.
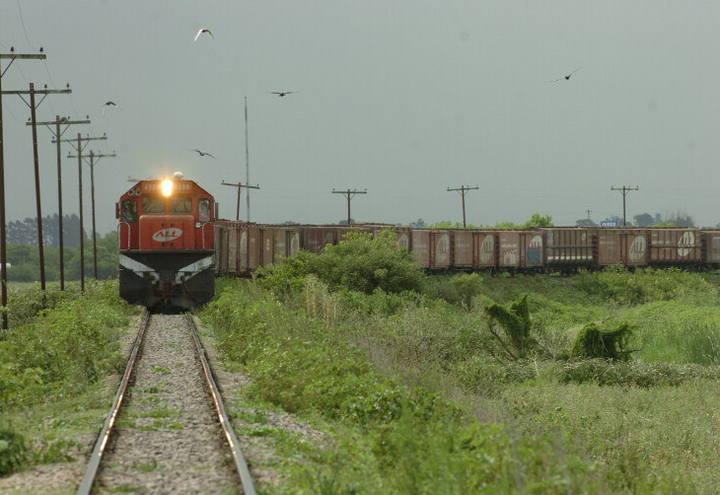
[161,179,173,197]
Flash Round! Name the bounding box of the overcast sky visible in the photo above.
[1,1,719,233]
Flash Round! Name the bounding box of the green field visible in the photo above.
[4,234,720,493]
[202,234,720,494]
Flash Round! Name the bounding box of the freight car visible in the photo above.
[213,223,713,275]
[116,174,216,309]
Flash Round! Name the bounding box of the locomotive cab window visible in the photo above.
[121,199,138,222]
[171,195,192,214]
[141,196,164,214]
[198,199,212,222]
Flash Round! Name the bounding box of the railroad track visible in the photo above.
[77,310,256,495]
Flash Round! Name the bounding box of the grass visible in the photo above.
[0,281,133,476]
[203,266,720,493]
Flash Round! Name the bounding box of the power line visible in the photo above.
[332,188,367,225]
[221,180,260,221]
[31,115,91,290]
[447,185,479,228]
[15,0,35,49]
[60,133,108,291]
[610,185,639,227]
[67,148,115,280]
[0,48,49,330]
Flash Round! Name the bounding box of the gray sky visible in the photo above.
[1,1,719,233]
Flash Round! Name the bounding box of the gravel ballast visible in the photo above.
[95,314,240,494]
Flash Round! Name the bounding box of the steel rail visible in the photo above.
[186,313,257,495]
[76,309,151,495]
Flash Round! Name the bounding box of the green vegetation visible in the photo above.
[6,232,118,282]
[0,281,132,476]
[428,212,554,229]
[256,230,424,294]
[205,232,720,493]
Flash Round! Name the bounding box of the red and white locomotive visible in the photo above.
[116,173,215,309]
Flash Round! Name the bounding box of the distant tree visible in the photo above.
[663,212,695,228]
[599,216,623,227]
[338,219,355,225]
[280,220,301,225]
[7,214,84,246]
[410,218,426,228]
[523,213,553,228]
[633,213,655,227]
[576,219,597,227]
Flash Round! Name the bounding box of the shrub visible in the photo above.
[0,281,129,411]
[257,230,425,295]
[484,294,536,359]
[422,273,483,308]
[0,428,27,476]
[576,266,714,305]
[557,359,720,387]
[571,322,635,360]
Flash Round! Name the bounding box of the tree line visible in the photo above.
[7,214,85,247]
[576,212,697,228]
[5,231,118,282]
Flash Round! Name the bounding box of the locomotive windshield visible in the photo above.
[142,196,164,214]
[121,199,138,222]
[171,196,192,214]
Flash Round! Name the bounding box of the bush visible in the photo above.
[571,322,634,360]
[576,266,714,305]
[421,273,484,308]
[0,281,129,411]
[0,428,27,476]
[484,294,536,360]
[257,230,425,295]
[557,359,720,387]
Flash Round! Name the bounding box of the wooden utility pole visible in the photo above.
[2,81,72,293]
[610,185,639,227]
[447,185,479,228]
[244,96,251,222]
[68,149,115,279]
[29,116,90,290]
[0,48,48,330]
[332,188,367,225]
[221,180,260,221]
[62,134,107,290]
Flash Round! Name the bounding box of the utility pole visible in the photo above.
[610,185,639,227]
[221,180,260,221]
[2,81,72,293]
[0,48,47,329]
[447,185,479,228]
[67,150,115,279]
[244,96,251,222]
[62,134,107,290]
[586,209,592,220]
[28,116,90,290]
[332,188,367,225]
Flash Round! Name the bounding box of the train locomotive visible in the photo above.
[117,173,215,310]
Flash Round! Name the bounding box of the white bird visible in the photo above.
[269,90,297,97]
[194,28,214,41]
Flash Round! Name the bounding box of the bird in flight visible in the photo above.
[194,28,214,41]
[549,68,581,83]
[191,149,216,158]
[269,91,297,97]
[102,101,120,115]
